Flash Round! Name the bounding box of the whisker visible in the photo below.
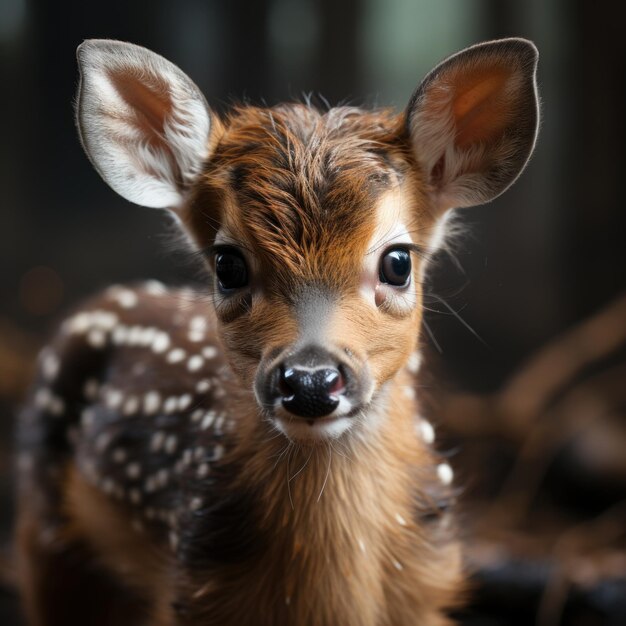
[431,294,489,348]
[272,440,293,470]
[287,445,296,511]
[317,444,332,503]
[329,439,350,462]
[422,320,443,354]
[289,446,314,483]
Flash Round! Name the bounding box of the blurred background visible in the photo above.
[0,0,624,624]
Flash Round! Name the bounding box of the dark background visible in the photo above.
[1,1,624,624]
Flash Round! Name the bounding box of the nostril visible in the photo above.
[279,367,296,398]
[325,369,344,395]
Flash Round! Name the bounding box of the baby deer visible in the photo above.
[15,38,539,625]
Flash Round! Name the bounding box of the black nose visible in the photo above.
[280,366,343,418]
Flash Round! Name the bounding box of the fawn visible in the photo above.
[15,38,539,625]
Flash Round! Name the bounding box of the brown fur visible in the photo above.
[15,277,462,625]
[16,37,540,626]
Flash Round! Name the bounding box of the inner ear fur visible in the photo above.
[76,39,212,211]
[406,38,539,211]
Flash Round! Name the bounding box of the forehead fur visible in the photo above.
[198,104,415,286]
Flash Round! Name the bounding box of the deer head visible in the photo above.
[76,38,538,442]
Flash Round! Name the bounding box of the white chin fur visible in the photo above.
[273,415,354,441]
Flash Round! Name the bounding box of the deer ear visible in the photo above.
[76,39,212,210]
[407,38,539,211]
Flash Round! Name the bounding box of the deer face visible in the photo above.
[76,39,539,441]
[186,105,434,440]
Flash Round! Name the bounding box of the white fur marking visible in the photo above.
[41,351,60,381]
[164,435,178,455]
[187,355,204,372]
[406,351,422,374]
[123,395,139,416]
[143,391,161,415]
[87,328,107,348]
[196,379,211,393]
[163,396,178,414]
[126,463,141,479]
[167,348,186,364]
[437,462,454,485]
[152,332,171,353]
[177,394,192,411]
[419,420,435,445]
[202,346,218,359]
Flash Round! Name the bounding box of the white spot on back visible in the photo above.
[201,411,215,430]
[34,388,52,410]
[156,468,169,487]
[114,289,138,309]
[177,394,192,411]
[144,280,165,295]
[437,462,454,485]
[212,444,224,461]
[169,531,179,551]
[41,351,60,381]
[81,407,96,428]
[188,330,205,342]
[152,332,171,354]
[202,346,218,359]
[87,328,107,348]
[163,396,178,414]
[112,325,129,345]
[105,388,123,410]
[95,432,112,453]
[187,355,204,372]
[150,431,166,453]
[167,348,186,364]
[196,379,211,393]
[418,419,435,445]
[143,391,161,415]
[190,316,206,331]
[164,435,178,455]
[190,408,204,423]
[123,395,139,416]
[126,462,142,479]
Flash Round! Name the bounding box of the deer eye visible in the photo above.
[379,248,411,287]
[215,250,248,291]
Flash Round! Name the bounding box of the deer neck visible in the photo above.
[200,371,457,626]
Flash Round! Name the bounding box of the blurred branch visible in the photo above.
[440,293,626,440]
[438,295,626,624]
